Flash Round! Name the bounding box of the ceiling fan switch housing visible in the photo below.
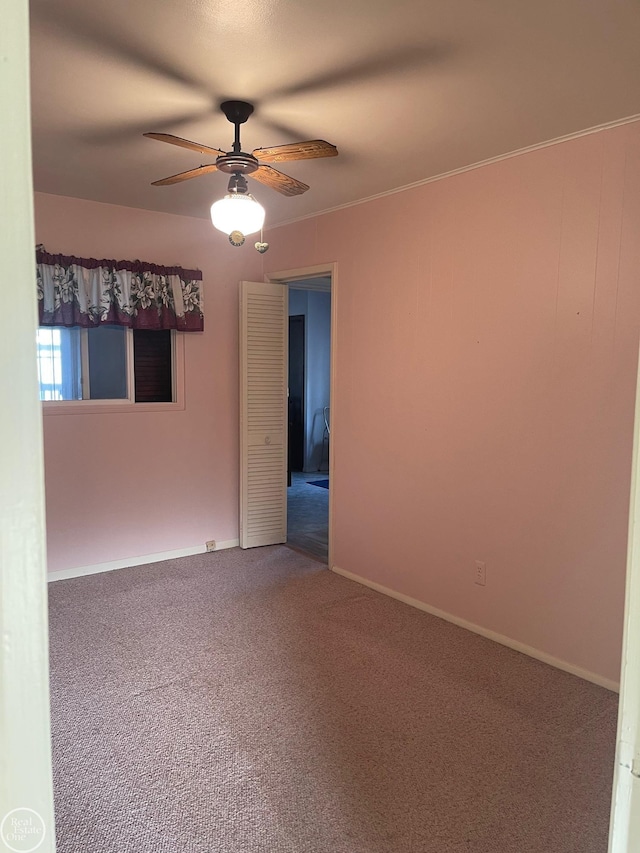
[227,174,249,194]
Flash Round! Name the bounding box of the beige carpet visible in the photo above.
[48,546,617,852]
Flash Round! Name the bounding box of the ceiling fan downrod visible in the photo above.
[220,100,254,152]
[215,101,259,177]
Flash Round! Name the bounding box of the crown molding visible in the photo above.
[269,113,640,231]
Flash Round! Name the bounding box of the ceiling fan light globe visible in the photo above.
[210,194,265,237]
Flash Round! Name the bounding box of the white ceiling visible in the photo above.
[30,0,640,228]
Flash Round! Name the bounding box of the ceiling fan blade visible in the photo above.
[249,166,309,196]
[144,133,225,158]
[32,1,206,91]
[253,140,338,163]
[271,43,450,99]
[151,164,218,186]
[83,110,213,144]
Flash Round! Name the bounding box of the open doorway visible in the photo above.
[286,277,331,562]
[238,266,335,556]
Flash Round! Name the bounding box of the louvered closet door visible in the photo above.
[239,281,288,548]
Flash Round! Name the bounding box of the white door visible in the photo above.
[239,281,288,548]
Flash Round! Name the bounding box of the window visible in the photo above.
[36,328,83,401]
[133,330,172,403]
[37,327,178,407]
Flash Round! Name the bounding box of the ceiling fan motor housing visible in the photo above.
[216,153,259,175]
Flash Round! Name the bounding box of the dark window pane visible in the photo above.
[133,330,172,403]
[87,326,127,399]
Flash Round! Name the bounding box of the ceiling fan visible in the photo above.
[144,100,338,197]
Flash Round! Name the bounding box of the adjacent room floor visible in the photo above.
[48,546,617,853]
[286,471,329,562]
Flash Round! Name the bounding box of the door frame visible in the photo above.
[265,263,337,568]
[0,0,56,843]
[609,343,640,851]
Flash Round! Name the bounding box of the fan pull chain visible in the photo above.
[255,227,269,254]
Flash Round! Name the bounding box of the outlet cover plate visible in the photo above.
[206,540,216,552]
[475,560,486,586]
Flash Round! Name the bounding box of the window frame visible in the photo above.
[41,328,185,415]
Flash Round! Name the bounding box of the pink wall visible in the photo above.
[38,119,640,683]
[264,122,640,684]
[35,193,262,572]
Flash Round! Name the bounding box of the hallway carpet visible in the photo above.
[287,471,329,561]
[48,546,617,853]
[308,479,330,489]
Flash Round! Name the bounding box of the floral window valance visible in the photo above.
[36,249,204,332]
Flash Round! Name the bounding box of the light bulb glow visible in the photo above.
[210,194,265,237]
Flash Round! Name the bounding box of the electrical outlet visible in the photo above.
[475,560,486,586]
[205,540,216,552]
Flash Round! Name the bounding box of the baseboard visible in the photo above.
[331,565,620,693]
[47,539,240,582]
